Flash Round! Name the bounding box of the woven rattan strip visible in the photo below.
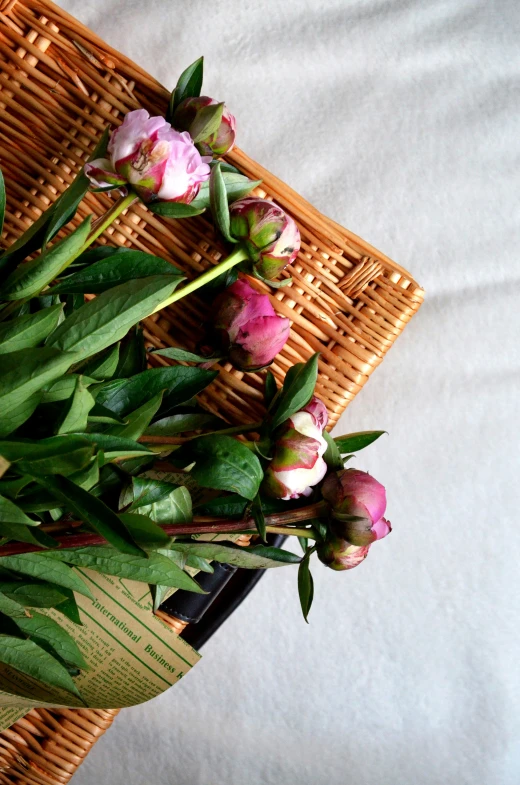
[0,1,423,781]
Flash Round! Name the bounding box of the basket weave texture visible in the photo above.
[0,0,423,780]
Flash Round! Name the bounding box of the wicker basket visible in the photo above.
[0,0,424,780]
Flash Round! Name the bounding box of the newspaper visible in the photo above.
[0,567,200,731]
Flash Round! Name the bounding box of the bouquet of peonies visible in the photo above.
[0,58,390,705]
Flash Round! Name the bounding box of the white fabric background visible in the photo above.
[58,1,519,783]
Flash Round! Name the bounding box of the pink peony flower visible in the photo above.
[212,279,290,370]
[317,536,371,571]
[229,197,300,280]
[173,96,236,156]
[85,109,211,203]
[322,468,391,546]
[263,397,329,500]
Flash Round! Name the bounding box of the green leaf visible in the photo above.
[0,128,109,279]
[41,374,86,404]
[264,370,278,408]
[251,493,266,542]
[117,513,170,547]
[0,635,84,701]
[270,353,319,430]
[323,431,344,470]
[57,377,95,434]
[0,393,42,439]
[194,493,296,517]
[150,347,222,364]
[0,217,91,301]
[95,366,217,417]
[37,475,144,557]
[185,554,214,573]
[53,588,82,625]
[298,555,314,623]
[0,553,93,599]
[0,494,38,526]
[0,591,27,618]
[46,275,185,362]
[0,476,32,499]
[70,433,153,464]
[75,343,120,381]
[189,102,224,143]
[191,173,262,211]
[0,304,63,355]
[147,202,206,218]
[0,435,94,477]
[186,435,263,501]
[168,56,204,119]
[44,547,205,592]
[48,250,183,295]
[144,412,222,436]
[88,402,126,425]
[0,168,5,238]
[209,162,235,243]
[115,327,146,378]
[0,347,74,418]
[0,580,67,609]
[130,483,192,526]
[168,542,301,569]
[67,458,99,491]
[104,392,163,440]
[12,611,87,670]
[334,431,387,453]
[0,521,58,549]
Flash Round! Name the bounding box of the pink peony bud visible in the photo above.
[212,279,290,370]
[263,401,329,500]
[322,468,391,546]
[85,109,211,203]
[229,197,300,280]
[317,535,370,571]
[173,96,236,156]
[303,396,329,431]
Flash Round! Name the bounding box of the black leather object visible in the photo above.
[160,535,286,649]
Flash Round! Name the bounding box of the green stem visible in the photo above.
[152,244,249,313]
[75,192,137,262]
[265,525,316,539]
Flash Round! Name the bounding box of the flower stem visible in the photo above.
[152,244,249,313]
[79,192,137,257]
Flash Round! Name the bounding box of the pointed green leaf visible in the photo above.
[77,343,120,381]
[130,483,192,526]
[334,431,387,453]
[0,553,93,599]
[0,304,63,355]
[0,635,84,701]
[115,327,146,378]
[0,521,58,549]
[0,393,42,439]
[147,202,206,218]
[48,250,183,294]
[0,347,74,417]
[36,475,143,557]
[186,434,263,500]
[209,162,235,243]
[117,513,170,547]
[72,433,153,463]
[58,377,95,434]
[144,412,222,436]
[189,102,224,143]
[0,217,91,301]
[0,435,94,477]
[67,458,99,492]
[168,542,301,569]
[12,611,87,670]
[43,546,205,592]
[251,493,266,542]
[104,392,163,440]
[191,173,262,211]
[0,591,27,618]
[150,347,222,364]
[0,581,68,608]
[46,275,184,362]
[0,494,39,526]
[168,56,204,119]
[298,555,314,623]
[323,431,344,470]
[270,353,319,430]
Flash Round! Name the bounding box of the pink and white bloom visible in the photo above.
[229,197,300,280]
[317,536,370,571]
[212,279,290,370]
[173,96,236,156]
[322,468,391,546]
[263,397,329,500]
[85,109,211,203]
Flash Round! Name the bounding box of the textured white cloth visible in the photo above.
[60,1,520,782]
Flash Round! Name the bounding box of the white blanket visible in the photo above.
[60,1,519,783]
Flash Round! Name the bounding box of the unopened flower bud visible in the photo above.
[173,96,236,156]
[322,469,391,546]
[85,109,210,203]
[263,398,329,500]
[229,197,300,280]
[212,279,290,370]
[317,536,370,571]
